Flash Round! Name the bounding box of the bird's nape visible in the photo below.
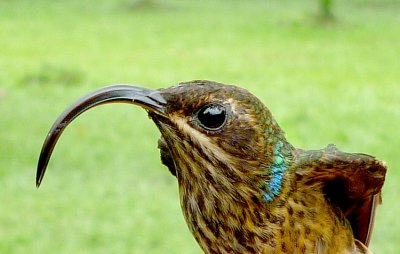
[36,85,167,187]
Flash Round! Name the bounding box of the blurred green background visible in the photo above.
[0,0,399,253]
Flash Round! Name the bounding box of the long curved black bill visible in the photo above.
[36,85,166,187]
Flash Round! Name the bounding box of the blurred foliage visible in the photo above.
[19,63,84,87]
[319,0,334,19]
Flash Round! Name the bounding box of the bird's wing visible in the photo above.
[295,144,387,246]
[355,239,373,254]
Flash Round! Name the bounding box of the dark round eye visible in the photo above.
[197,104,227,130]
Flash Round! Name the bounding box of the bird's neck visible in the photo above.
[261,140,294,202]
[179,177,276,253]
[177,140,296,253]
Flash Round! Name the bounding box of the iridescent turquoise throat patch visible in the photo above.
[263,141,288,202]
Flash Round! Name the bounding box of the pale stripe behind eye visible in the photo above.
[171,115,235,167]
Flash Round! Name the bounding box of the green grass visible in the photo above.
[0,0,399,253]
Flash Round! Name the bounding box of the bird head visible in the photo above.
[155,80,292,185]
[37,80,294,202]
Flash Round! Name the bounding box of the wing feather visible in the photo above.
[295,145,387,246]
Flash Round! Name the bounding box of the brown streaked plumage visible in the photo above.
[36,80,387,253]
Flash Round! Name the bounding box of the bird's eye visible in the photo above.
[197,104,227,131]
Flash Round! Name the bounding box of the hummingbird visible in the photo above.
[37,80,387,254]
